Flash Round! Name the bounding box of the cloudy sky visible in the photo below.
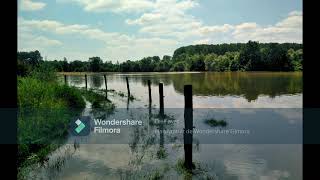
[18,0,302,62]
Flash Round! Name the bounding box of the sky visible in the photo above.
[18,0,303,62]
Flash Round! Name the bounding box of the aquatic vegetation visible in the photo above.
[204,118,228,127]
[175,159,194,179]
[156,147,168,159]
[80,88,115,111]
[176,159,216,180]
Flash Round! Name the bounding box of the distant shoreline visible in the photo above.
[57,71,302,75]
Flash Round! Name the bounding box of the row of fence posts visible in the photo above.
[64,74,130,97]
[63,74,194,170]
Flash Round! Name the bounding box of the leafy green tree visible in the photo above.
[62,58,69,72]
[17,50,43,66]
[288,49,303,71]
[153,56,160,63]
[162,55,171,61]
[171,62,187,71]
[155,61,171,72]
[190,54,206,71]
[89,57,103,72]
[239,41,261,70]
[204,53,218,71]
[19,41,302,73]
[17,59,31,76]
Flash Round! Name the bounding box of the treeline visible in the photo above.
[17,41,303,75]
[171,41,302,71]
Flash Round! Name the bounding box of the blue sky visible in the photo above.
[18,0,302,62]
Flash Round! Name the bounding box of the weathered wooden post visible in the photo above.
[64,75,67,85]
[184,85,193,170]
[159,83,164,115]
[85,74,88,90]
[148,80,152,104]
[148,80,152,126]
[127,96,129,111]
[158,82,165,151]
[103,74,107,97]
[126,77,130,97]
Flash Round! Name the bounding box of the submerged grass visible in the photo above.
[156,147,168,159]
[80,88,115,111]
[176,159,194,179]
[204,118,228,127]
[176,159,215,180]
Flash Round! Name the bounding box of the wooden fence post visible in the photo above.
[104,74,107,97]
[184,85,193,170]
[85,74,88,90]
[148,80,152,104]
[159,83,164,115]
[64,75,67,85]
[126,77,130,97]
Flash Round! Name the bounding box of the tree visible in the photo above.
[288,49,303,71]
[190,54,205,71]
[162,55,171,61]
[239,41,261,70]
[18,42,302,74]
[152,56,160,63]
[171,62,187,71]
[155,61,171,72]
[17,50,43,66]
[204,53,218,71]
[62,58,69,72]
[17,59,31,76]
[89,57,103,72]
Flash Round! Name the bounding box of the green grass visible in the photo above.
[80,88,115,111]
[175,159,215,179]
[17,76,86,178]
[18,77,85,109]
[175,159,194,179]
[156,147,168,159]
[204,118,228,127]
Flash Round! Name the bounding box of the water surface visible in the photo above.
[31,72,302,180]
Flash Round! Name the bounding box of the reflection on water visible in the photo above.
[63,72,302,108]
[33,72,303,180]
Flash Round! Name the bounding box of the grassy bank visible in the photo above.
[17,65,88,179]
[18,76,86,177]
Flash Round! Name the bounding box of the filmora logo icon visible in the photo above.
[70,116,91,136]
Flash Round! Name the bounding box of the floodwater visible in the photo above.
[28,72,302,180]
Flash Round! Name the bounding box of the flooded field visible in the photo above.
[27,72,302,180]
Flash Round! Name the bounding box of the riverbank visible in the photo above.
[17,75,86,178]
[17,68,116,179]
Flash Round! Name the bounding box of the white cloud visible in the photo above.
[20,0,46,11]
[18,17,179,61]
[18,32,62,53]
[126,13,163,25]
[193,38,210,44]
[199,24,234,35]
[235,23,258,31]
[57,1,302,44]
[124,0,201,40]
[276,13,302,28]
[57,0,154,13]
[59,0,198,13]
[126,1,302,44]
[232,11,302,43]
